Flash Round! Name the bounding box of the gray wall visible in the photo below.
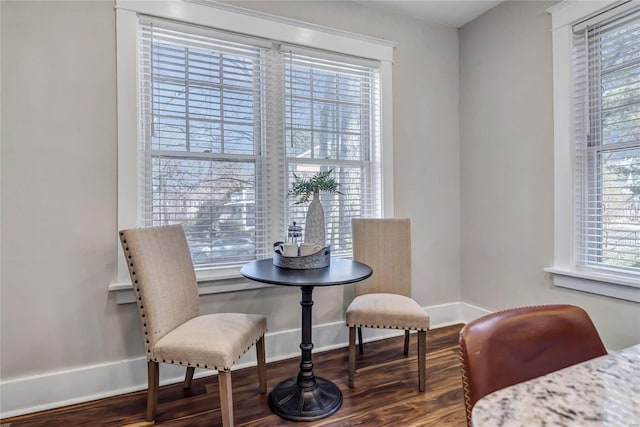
[0,0,461,380]
[459,1,640,349]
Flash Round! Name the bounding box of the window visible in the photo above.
[138,19,381,268]
[113,1,394,293]
[139,20,268,267]
[547,1,640,302]
[284,51,381,257]
[573,7,640,274]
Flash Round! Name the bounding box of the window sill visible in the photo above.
[544,267,640,303]
[108,265,273,304]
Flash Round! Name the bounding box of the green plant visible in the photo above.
[287,169,341,204]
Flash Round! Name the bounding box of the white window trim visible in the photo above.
[545,0,640,303]
[109,0,395,302]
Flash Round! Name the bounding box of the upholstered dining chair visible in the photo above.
[459,304,607,426]
[119,224,267,427]
[346,218,431,391]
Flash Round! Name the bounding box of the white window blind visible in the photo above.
[283,50,382,257]
[138,19,271,267]
[137,17,382,269]
[573,5,640,275]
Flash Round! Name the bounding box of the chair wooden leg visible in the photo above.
[404,330,410,356]
[218,369,234,427]
[348,326,356,388]
[183,366,195,390]
[146,361,159,422]
[256,336,267,394]
[357,326,364,354]
[418,330,426,392]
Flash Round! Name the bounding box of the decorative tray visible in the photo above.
[272,244,331,269]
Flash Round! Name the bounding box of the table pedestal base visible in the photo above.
[268,376,342,421]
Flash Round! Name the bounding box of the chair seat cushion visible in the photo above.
[152,313,267,370]
[346,293,430,331]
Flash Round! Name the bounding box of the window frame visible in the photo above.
[111,0,395,300]
[546,0,640,303]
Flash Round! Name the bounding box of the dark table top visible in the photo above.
[241,258,372,287]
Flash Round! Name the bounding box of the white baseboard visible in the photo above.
[461,302,492,323]
[0,301,480,419]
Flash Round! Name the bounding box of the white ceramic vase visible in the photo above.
[304,191,325,247]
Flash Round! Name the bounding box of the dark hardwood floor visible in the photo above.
[1,324,466,427]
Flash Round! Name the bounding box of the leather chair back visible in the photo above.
[459,304,607,426]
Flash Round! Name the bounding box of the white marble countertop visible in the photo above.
[472,344,640,427]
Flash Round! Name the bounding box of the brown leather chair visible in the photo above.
[459,305,607,426]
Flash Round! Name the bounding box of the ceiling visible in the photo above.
[356,1,503,28]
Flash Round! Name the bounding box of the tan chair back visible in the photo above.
[459,304,607,426]
[352,218,411,297]
[119,225,200,356]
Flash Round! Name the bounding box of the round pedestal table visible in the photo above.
[241,258,372,421]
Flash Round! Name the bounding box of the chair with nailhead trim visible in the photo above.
[459,305,607,427]
[119,224,267,427]
[346,218,430,391]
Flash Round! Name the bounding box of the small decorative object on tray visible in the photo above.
[287,222,302,244]
[273,241,331,269]
[287,169,341,248]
